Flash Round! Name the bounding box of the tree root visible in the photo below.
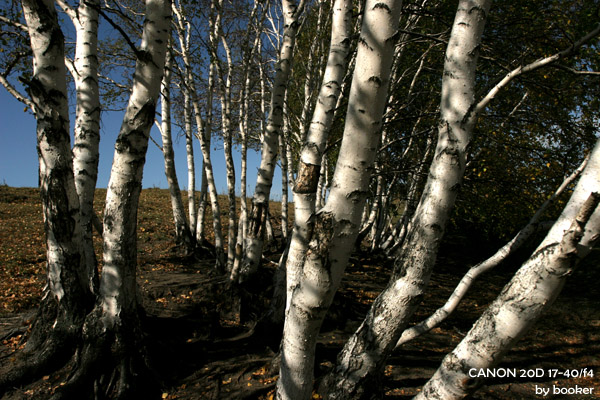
[50,307,160,400]
[0,295,85,396]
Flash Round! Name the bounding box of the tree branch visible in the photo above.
[394,154,590,349]
[0,74,33,110]
[468,22,600,123]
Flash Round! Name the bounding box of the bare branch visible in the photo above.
[0,74,34,109]
[469,22,600,122]
[394,154,590,349]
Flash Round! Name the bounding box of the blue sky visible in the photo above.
[0,87,284,199]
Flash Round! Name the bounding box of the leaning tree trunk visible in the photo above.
[52,1,171,398]
[0,0,93,393]
[322,2,492,398]
[276,1,403,399]
[160,45,194,253]
[238,0,306,282]
[417,139,600,399]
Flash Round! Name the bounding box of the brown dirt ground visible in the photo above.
[1,186,598,399]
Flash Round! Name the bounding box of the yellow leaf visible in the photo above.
[162,393,168,399]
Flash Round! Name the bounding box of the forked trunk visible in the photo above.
[53,1,171,397]
[0,0,93,392]
[239,0,305,282]
[276,1,402,398]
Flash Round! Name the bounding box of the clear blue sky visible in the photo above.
[0,87,285,200]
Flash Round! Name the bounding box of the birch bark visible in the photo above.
[276,1,403,398]
[417,139,600,399]
[57,2,170,396]
[324,2,492,398]
[240,0,306,281]
[160,45,194,252]
[0,0,93,390]
[69,0,101,292]
[173,3,225,267]
[283,0,353,312]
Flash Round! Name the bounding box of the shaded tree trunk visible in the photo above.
[0,0,93,392]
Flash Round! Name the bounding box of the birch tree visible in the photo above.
[323,1,492,397]
[58,0,102,291]
[284,0,353,314]
[0,0,94,391]
[52,1,171,396]
[276,1,403,398]
[159,44,195,253]
[238,0,306,281]
[417,139,600,399]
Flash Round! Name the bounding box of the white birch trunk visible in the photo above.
[160,45,193,251]
[97,0,170,328]
[283,0,353,312]
[417,140,600,399]
[173,3,225,268]
[70,0,101,292]
[240,0,306,281]
[231,5,261,278]
[210,0,237,269]
[19,0,91,351]
[395,156,589,349]
[184,89,197,236]
[276,1,403,398]
[324,2,491,398]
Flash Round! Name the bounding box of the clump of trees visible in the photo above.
[1,0,599,398]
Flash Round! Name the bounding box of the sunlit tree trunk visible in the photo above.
[276,1,403,398]
[323,2,492,398]
[239,0,306,281]
[184,89,197,236]
[417,140,600,399]
[67,0,101,292]
[160,44,194,252]
[283,0,353,313]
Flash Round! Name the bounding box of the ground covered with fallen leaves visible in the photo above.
[1,186,598,399]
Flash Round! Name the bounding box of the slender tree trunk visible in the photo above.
[71,0,101,293]
[323,2,492,398]
[210,0,237,270]
[160,45,194,252]
[240,0,306,282]
[184,89,197,236]
[173,3,225,268]
[0,1,93,391]
[54,2,171,397]
[417,140,600,399]
[276,1,403,399]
